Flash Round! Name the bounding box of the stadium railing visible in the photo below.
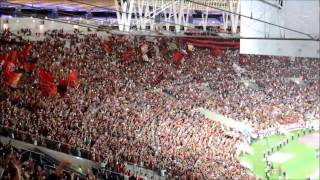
[0,125,163,178]
[0,125,93,160]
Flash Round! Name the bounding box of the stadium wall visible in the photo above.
[240,0,320,58]
[0,17,90,33]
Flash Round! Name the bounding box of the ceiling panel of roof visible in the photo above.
[6,0,238,11]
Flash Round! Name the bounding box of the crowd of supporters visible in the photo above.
[0,29,319,179]
[0,141,98,180]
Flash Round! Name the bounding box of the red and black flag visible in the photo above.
[57,80,68,97]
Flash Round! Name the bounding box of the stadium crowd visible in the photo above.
[0,29,319,179]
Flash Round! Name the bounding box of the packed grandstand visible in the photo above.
[1,0,320,179]
[0,27,319,179]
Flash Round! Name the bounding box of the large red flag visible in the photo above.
[4,72,22,88]
[48,84,56,97]
[8,50,18,64]
[39,69,54,84]
[173,51,184,64]
[39,69,55,97]
[3,58,15,73]
[68,71,79,88]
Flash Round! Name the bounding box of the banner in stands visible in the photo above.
[256,127,278,139]
[180,37,240,49]
[256,121,306,139]
[280,121,306,132]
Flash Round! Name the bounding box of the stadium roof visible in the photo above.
[6,0,238,12]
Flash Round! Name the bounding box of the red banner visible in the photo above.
[181,38,240,50]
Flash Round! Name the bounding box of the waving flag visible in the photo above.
[19,44,33,65]
[3,58,15,73]
[68,70,79,88]
[128,50,137,56]
[173,51,184,64]
[47,84,56,96]
[8,50,18,64]
[39,69,56,97]
[39,69,54,84]
[4,72,23,88]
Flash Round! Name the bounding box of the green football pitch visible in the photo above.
[239,130,319,180]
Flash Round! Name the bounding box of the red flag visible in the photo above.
[173,51,184,64]
[8,50,18,64]
[39,69,54,84]
[39,69,55,97]
[122,54,132,62]
[211,48,222,57]
[23,44,32,57]
[3,58,15,73]
[4,72,22,88]
[19,44,33,65]
[23,63,36,72]
[68,71,79,88]
[128,50,136,55]
[48,84,56,97]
